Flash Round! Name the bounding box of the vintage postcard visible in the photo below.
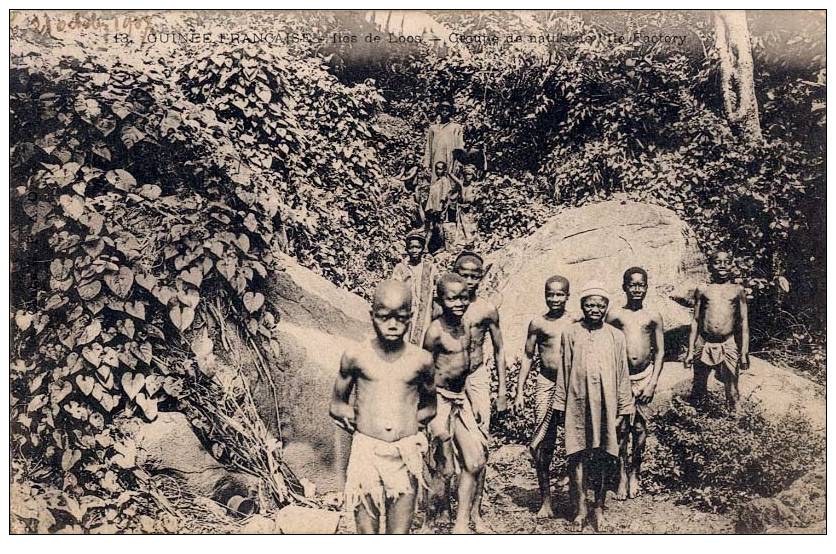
[8,9,826,535]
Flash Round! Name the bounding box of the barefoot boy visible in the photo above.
[391,229,439,346]
[423,272,489,534]
[330,280,436,534]
[454,251,509,530]
[514,275,572,518]
[607,267,665,500]
[553,282,634,532]
[685,251,750,412]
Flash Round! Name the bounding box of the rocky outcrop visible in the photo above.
[231,255,371,492]
[735,463,826,533]
[482,201,707,360]
[136,412,261,505]
[647,358,825,428]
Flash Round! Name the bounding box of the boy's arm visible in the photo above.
[416,352,437,427]
[738,286,750,370]
[423,127,434,173]
[640,312,666,403]
[685,287,702,367]
[514,319,538,413]
[329,349,358,433]
[552,329,571,423]
[488,306,509,412]
[616,334,635,419]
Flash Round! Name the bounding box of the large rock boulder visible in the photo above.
[136,412,261,504]
[645,358,825,428]
[241,255,371,492]
[482,201,707,360]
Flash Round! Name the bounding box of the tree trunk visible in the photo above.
[714,10,763,143]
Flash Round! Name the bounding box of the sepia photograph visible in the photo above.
[7,8,826,535]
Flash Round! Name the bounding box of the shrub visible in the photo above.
[644,393,824,513]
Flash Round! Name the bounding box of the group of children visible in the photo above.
[331,236,750,534]
[404,100,481,254]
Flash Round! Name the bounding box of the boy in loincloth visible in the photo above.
[423,272,489,534]
[607,267,665,500]
[553,282,634,532]
[454,251,509,530]
[391,230,439,347]
[513,275,572,518]
[330,280,436,534]
[685,251,750,412]
[425,161,455,253]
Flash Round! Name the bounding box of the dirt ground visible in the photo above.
[337,444,733,534]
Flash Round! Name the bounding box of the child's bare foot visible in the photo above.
[569,514,585,532]
[628,475,641,499]
[591,507,611,533]
[535,501,554,519]
[614,479,628,500]
[451,521,472,534]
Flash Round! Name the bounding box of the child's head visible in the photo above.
[438,101,454,122]
[370,280,412,345]
[544,275,570,313]
[436,272,469,319]
[579,281,610,324]
[434,161,448,178]
[405,230,425,263]
[453,250,486,296]
[622,267,648,303]
[709,251,734,282]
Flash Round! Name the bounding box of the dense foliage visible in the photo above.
[643,394,824,513]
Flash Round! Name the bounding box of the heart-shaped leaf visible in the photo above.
[170,305,195,332]
[59,194,84,220]
[77,319,102,346]
[118,348,138,369]
[135,392,158,421]
[177,287,200,308]
[152,286,177,306]
[50,380,72,404]
[217,254,238,281]
[14,311,33,331]
[102,347,119,367]
[75,375,95,396]
[135,273,158,292]
[179,266,203,288]
[116,319,135,339]
[106,169,137,191]
[125,300,146,321]
[104,266,134,298]
[87,296,106,315]
[235,234,250,253]
[64,400,89,420]
[82,343,103,367]
[121,372,145,400]
[144,375,162,397]
[243,291,265,313]
[50,258,73,279]
[134,342,153,365]
[77,280,102,300]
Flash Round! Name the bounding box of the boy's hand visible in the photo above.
[336,415,356,433]
[495,391,508,413]
[683,352,694,369]
[638,381,658,404]
[512,395,525,416]
[739,353,750,372]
